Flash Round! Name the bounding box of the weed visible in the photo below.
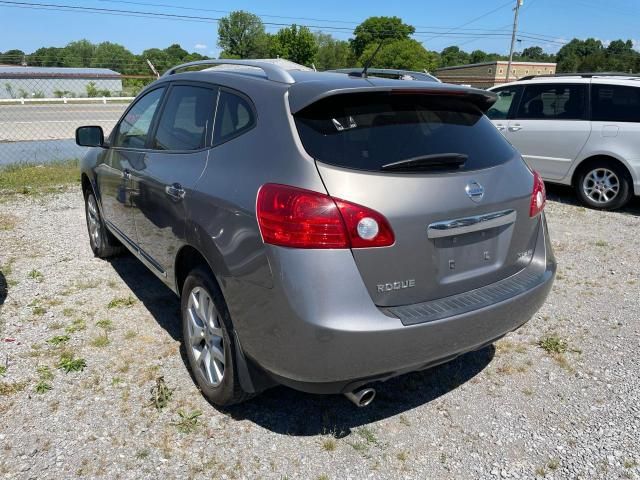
[356,426,378,445]
[595,240,608,247]
[173,409,202,433]
[37,366,54,381]
[62,308,74,317]
[47,334,70,346]
[65,319,86,333]
[107,295,136,309]
[111,377,123,386]
[35,380,52,394]
[124,330,137,340]
[547,459,559,470]
[321,438,336,452]
[0,213,17,230]
[0,381,27,396]
[397,451,408,462]
[48,321,64,330]
[28,270,44,282]
[32,305,46,316]
[0,366,6,377]
[135,449,150,460]
[90,335,110,348]
[399,414,411,426]
[96,319,114,331]
[538,335,567,354]
[535,466,546,477]
[624,459,638,469]
[149,376,173,410]
[57,352,86,373]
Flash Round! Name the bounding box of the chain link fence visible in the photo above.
[0,70,156,165]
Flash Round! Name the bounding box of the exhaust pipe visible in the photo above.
[344,387,376,407]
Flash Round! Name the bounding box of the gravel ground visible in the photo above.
[1,185,639,480]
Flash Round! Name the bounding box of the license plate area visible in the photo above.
[433,226,509,284]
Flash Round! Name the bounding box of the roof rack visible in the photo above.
[163,59,296,84]
[519,72,640,81]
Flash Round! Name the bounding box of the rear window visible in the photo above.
[294,93,516,172]
[592,84,640,123]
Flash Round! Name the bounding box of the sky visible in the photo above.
[1,0,639,57]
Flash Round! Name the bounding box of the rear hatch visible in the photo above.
[293,88,541,307]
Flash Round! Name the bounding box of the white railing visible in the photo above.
[0,96,134,105]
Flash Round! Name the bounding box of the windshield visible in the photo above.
[294,92,516,172]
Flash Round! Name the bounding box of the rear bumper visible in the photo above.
[235,215,555,394]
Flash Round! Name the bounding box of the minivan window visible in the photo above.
[516,84,586,120]
[592,84,640,123]
[213,90,255,144]
[152,85,217,151]
[294,93,516,172]
[113,88,164,149]
[487,86,521,120]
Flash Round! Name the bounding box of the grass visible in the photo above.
[547,459,560,470]
[0,159,80,197]
[0,366,6,377]
[173,409,202,434]
[0,381,27,396]
[0,213,17,230]
[32,305,46,316]
[624,459,638,469]
[321,438,336,452]
[37,366,54,381]
[149,376,173,410]
[538,335,568,354]
[46,334,70,346]
[65,319,86,333]
[124,330,137,340]
[35,380,52,394]
[57,352,86,373]
[595,240,609,247]
[96,319,114,331]
[28,269,44,282]
[90,335,110,348]
[107,295,136,309]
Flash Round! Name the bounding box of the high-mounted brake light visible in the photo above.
[530,171,546,217]
[256,184,394,249]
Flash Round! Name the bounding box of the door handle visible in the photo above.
[495,124,506,131]
[508,125,522,132]
[165,183,186,200]
[122,168,131,179]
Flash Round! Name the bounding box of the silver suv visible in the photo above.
[76,59,555,407]
[488,74,640,210]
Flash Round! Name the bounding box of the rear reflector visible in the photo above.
[530,171,546,217]
[256,184,394,249]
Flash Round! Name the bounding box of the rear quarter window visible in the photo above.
[294,92,516,172]
[592,84,640,123]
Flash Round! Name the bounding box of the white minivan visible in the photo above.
[488,74,640,210]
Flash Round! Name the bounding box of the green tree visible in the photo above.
[359,39,439,71]
[217,10,271,58]
[271,25,318,66]
[314,33,355,70]
[91,42,137,73]
[61,40,96,67]
[556,38,604,72]
[439,46,470,67]
[0,49,26,65]
[351,16,415,58]
[27,47,63,67]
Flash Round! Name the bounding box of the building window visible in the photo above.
[537,70,541,74]
[488,68,493,74]
[499,68,504,74]
[525,70,529,74]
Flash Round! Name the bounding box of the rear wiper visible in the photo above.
[381,153,468,171]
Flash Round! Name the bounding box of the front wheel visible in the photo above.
[84,190,123,258]
[575,162,632,210]
[181,266,251,406]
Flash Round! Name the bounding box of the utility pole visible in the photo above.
[505,0,523,82]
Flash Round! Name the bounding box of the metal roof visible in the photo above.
[0,66,121,78]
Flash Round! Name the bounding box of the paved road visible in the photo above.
[0,102,130,164]
[0,102,129,142]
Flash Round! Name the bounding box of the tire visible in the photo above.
[84,190,124,258]
[181,266,251,406]
[575,160,632,211]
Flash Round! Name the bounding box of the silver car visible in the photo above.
[76,59,555,407]
[488,73,640,210]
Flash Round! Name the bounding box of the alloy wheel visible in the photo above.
[186,286,225,387]
[86,194,102,249]
[582,168,620,205]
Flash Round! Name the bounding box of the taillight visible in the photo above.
[256,184,394,249]
[530,171,546,217]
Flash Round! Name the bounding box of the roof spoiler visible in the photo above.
[289,85,497,114]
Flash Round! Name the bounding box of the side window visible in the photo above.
[516,84,586,120]
[113,88,164,149]
[486,86,521,120]
[152,85,218,151]
[592,84,640,123]
[213,90,256,145]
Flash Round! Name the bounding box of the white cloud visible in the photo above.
[194,43,207,50]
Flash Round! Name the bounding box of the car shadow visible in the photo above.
[107,252,495,436]
[0,270,7,307]
[546,183,640,216]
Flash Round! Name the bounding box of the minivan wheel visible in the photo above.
[181,266,251,406]
[575,162,632,210]
[84,190,123,258]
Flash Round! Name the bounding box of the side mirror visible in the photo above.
[76,126,105,147]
